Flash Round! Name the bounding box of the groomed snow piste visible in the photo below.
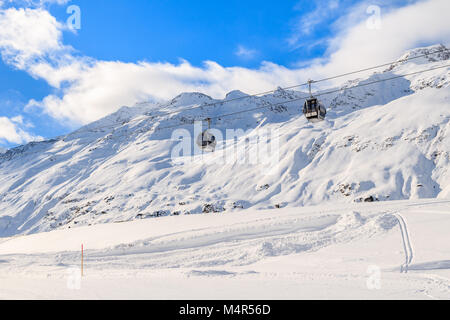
[0,199,449,299]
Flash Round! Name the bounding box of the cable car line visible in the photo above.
[154,63,449,131]
[73,48,449,135]
[48,63,448,152]
[154,47,449,118]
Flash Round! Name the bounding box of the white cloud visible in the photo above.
[320,0,450,75]
[0,0,448,127]
[25,59,308,124]
[11,115,23,124]
[0,116,41,145]
[288,0,341,48]
[0,7,69,70]
[235,45,258,59]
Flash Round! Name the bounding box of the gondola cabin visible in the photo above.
[303,80,326,123]
[303,98,326,122]
[197,130,216,152]
[197,118,216,152]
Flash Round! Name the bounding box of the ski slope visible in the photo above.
[0,199,449,299]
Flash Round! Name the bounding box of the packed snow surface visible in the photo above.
[0,199,449,299]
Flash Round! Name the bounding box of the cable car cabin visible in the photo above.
[303,98,326,122]
[197,130,216,152]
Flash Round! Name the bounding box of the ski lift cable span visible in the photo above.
[154,47,450,118]
[74,63,448,139]
[74,48,449,135]
[50,63,448,152]
[154,63,450,131]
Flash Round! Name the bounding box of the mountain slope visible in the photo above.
[0,44,449,237]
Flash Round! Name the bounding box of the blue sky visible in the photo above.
[49,0,343,67]
[0,0,448,149]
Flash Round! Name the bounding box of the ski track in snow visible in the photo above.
[394,213,414,273]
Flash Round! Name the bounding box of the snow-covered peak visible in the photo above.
[391,44,449,67]
[170,92,214,106]
[72,105,148,134]
[225,90,249,100]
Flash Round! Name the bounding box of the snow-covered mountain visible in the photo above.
[0,44,449,237]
